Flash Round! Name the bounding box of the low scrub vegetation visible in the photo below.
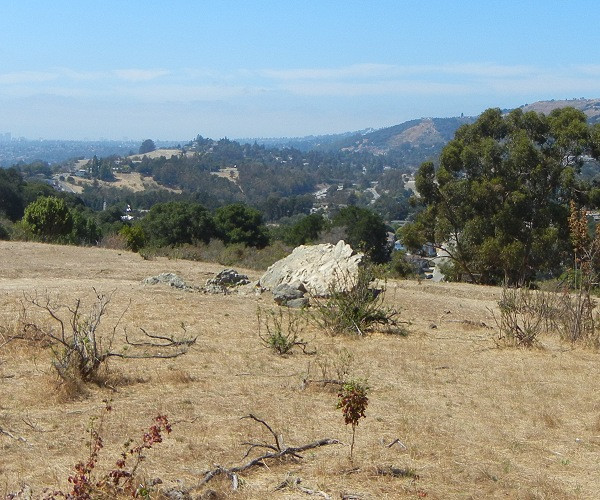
[257,307,311,355]
[495,202,600,349]
[312,266,400,336]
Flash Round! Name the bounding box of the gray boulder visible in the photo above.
[272,282,306,305]
[142,273,190,290]
[204,268,251,294]
[259,240,363,296]
[285,297,310,309]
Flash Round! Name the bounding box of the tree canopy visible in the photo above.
[139,139,156,155]
[0,168,25,221]
[139,201,215,247]
[401,107,600,285]
[333,206,389,264]
[23,196,74,241]
[214,203,269,248]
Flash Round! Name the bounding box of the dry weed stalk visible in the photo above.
[302,347,355,390]
[559,202,600,346]
[494,203,600,348]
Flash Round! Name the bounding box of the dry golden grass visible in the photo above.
[1,241,600,498]
[63,171,181,194]
[129,149,182,161]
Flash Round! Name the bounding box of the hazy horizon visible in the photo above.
[3,1,600,141]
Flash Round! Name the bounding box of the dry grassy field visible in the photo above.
[1,241,600,499]
[63,171,181,194]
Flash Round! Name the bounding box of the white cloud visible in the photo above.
[112,69,170,82]
[280,80,469,97]
[254,63,600,99]
[0,71,58,85]
[259,63,397,80]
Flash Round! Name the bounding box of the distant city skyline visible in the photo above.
[2,1,600,140]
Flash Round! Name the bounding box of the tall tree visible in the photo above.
[333,206,390,263]
[215,203,269,248]
[139,139,156,154]
[401,107,597,285]
[23,196,73,242]
[139,201,215,247]
[0,168,25,221]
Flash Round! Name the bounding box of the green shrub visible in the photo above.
[22,196,73,242]
[257,307,310,355]
[313,266,400,336]
[385,251,417,278]
[119,225,146,252]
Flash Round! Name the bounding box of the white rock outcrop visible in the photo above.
[259,240,363,296]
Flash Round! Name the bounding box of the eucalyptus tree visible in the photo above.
[401,107,599,285]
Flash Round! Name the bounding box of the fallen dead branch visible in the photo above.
[301,378,345,390]
[275,474,332,498]
[187,414,339,492]
[0,426,30,446]
[386,438,407,449]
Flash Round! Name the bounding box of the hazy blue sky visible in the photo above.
[2,1,600,140]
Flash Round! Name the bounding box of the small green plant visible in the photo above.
[313,266,399,336]
[337,378,369,460]
[257,307,310,355]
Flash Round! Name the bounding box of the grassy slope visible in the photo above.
[1,241,599,499]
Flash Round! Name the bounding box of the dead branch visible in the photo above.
[187,415,339,492]
[374,465,418,479]
[242,414,282,450]
[0,426,30,446]
[301,378,345,390]
[386,438,407,449]
[275,475,332,498]
[126,327,196,348]
[19,289,195,384]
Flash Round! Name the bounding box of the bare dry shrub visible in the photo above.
[494,286,559,347]
[98,233,129,250]
[18,289,196,390]
[315,347,355,382]
[556,288,597,346]
[556,202,600,347]
[302,347,357,391]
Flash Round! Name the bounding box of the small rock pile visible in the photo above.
[204,268,251,294]
[142,273,194,290]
